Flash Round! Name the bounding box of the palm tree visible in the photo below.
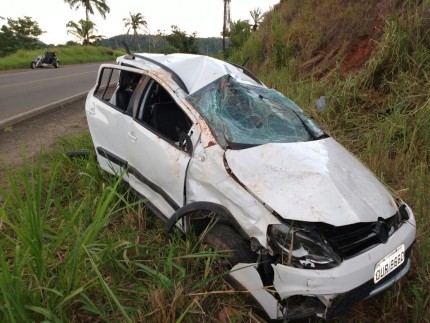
[64,0,110,21]
[66,19,104,45]
[250,8,263,31]
[64,0,109,45]
[123,12,148,50]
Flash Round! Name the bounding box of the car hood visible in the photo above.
[224,138,398,226]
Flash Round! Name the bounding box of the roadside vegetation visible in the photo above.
[1,0,429,322]
[228,0,429,321]
[0,46,124,70]
[0,134,250,322]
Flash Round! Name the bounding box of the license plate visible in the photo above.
[374,244,405,284]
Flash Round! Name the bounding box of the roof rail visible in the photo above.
[121,41,189,94]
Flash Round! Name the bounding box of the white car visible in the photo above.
[85,50,416,321]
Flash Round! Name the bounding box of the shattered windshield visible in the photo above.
[187,75,325,149]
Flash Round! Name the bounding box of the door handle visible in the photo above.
[87,103,95,115]
[87,106,95,115]
[128,131,137,142]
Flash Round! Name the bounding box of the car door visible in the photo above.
[126,79,196,218]
[86,65,143,178]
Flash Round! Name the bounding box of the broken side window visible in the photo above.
[135,80,192,145]
[187,75,325,149]
[94,67,117,103]
[94,68,142,112]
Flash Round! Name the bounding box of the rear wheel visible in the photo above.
[201,223,256,268]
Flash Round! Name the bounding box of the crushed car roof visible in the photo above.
[117,53,262,95]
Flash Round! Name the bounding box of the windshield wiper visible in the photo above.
[258,94,327,140]
[293,110,328,140]
[221,123,259,150]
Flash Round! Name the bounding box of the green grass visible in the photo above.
[0,134,257,322]
[229,0,429,321]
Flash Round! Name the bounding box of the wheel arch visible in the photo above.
[164,201,249,240]
[164,202,276,292]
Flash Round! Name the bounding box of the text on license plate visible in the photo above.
[374,244,405,284]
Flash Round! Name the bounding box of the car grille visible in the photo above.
[320,213,400,259]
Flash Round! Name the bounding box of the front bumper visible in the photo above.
[229,219,416,320]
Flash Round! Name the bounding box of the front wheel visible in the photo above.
[54,61,59,68]
[201,223,256,269]
[30,61,36,69]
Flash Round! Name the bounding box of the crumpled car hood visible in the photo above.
[224,138,398,226]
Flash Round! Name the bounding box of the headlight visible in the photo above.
[396,201,410,224]
[268,224,341,269]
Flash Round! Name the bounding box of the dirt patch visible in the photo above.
[0,98,88,186]
[340,38,374,73]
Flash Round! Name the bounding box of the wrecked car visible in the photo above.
[85,50,416,320]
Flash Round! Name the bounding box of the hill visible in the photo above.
[227,0,429,321]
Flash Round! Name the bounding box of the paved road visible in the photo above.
[0,63,111,128]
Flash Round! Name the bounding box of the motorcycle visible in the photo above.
[30,51,60,69]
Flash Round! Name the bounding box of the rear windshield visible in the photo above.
[187,75,325,148]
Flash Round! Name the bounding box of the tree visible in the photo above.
[229,19,251,49]
[0,16,44,57]
[123,12,147,50]
[166,25,198,54]
[249,8,264,32]
[152,29,166,51]
[64,0,110,21]
[66,19,103,45]
[64,0,110,44]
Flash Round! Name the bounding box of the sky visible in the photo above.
[2,0,280,45]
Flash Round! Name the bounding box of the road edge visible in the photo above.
[0,91,88,130]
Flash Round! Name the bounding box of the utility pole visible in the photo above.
[223,0,231,59]
[148,27,151,53]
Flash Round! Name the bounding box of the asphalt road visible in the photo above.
[0,63,111,128]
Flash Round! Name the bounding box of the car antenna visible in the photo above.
[122,41,135,60]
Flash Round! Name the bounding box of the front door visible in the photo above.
[126,79,194,218]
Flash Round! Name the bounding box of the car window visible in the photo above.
[94,68,142,113]
[187,75,325,149]
[136,80,192,144]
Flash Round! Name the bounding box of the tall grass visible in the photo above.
[0,134,255,322]
[229,0,430,321]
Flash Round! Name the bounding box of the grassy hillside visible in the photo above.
[230,0,429,321]
[0,0,429,322]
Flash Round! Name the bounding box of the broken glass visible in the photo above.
[187,75,325,148]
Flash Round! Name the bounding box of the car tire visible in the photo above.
[201,223,270,320]
[30,61,36,69]
[201,223,256,269]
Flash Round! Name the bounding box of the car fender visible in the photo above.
[164,201,249,239]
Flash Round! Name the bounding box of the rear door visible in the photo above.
[86,65,144,178]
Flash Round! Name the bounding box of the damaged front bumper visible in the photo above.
[229,220,416,321]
